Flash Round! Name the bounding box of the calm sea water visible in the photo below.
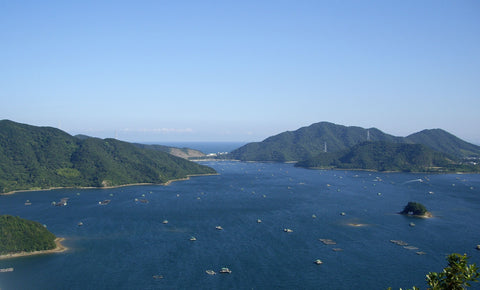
[1,160,480,290]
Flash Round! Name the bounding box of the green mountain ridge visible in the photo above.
[295,141,479,173]
[405,129,480,158]
[0,120,216,194]
[229,122,480,162]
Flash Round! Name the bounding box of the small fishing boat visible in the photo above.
[0,268,14,272]
[189,236,197,241]
[283,228,293,233]
[98,200,111,205]
[162,220,168,224]
[215,226,223,230]
[219,267,232,274]
[206,270,216,275]
[314,259,323,265]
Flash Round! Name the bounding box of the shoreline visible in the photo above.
[301,166,479,174]
[0,173,218,196]
[0,238,67,260]
[399,212,433,219]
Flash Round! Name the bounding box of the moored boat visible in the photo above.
[314,259,323,265]
[219,267,232,274]
[206,269,216,275]
[98,200,111,205]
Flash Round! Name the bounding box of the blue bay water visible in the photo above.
[1,161,480,289]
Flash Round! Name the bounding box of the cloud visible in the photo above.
[121,128,194,134]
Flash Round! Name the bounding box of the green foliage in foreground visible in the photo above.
[426,253,480,289]
[0,215,56,255]
[389,253,479,290]
[296,141,480,173]
[0,120,216,193]
[400,202,428,216]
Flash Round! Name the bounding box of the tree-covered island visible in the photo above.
[400,202,432,218]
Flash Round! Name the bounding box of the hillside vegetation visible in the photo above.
[229,122,401,162]
[0,215,56,255]
[295,141,479,173]
[229,122,480,162]
[133,143,206,159]
[0,120,216,193]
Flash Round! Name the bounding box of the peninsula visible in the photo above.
[295,141,480,173]
[0,120,216,194]
[0,215,66,259]
[228,122,480,166]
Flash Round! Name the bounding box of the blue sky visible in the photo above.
[1,1,479,143]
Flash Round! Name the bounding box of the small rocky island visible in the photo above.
[399,202,432,218]
[0,215,65,259]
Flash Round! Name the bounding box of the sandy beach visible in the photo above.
[0,238,67,260]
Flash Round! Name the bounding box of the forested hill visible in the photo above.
[228,122,401,162]
[132,143,206,159]
[0,120,216,194]
[228,122,480,162]
[405,129,480,158]
[0,215,57,255]
[295,141,479,173]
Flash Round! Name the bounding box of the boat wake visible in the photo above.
[403,178,424,184]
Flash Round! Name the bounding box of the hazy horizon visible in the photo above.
[2,1,479,144]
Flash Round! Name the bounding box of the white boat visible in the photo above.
[314,259,323,265]
[0,267,14,272]
[190,236,197,241]
[219,267,232,274]
[215,226,223,230]
[257,219,262,223]
[206,270,216,275]
[162,220,168,224]
[78,222,84,226]
[284,228,293,233]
